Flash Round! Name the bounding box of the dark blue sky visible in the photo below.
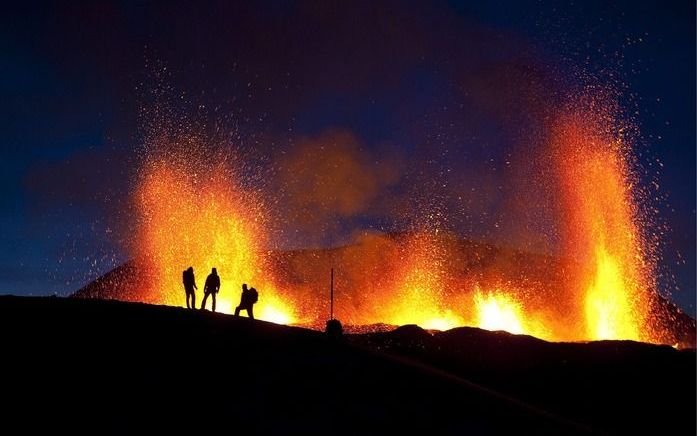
[0,1,694,314]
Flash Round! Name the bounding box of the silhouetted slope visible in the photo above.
[351,326,696,435]
[1,296,588,435]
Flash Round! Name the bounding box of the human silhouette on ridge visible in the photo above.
[200,267,220,312]
[182,266,197,309]
[234,283,258,319]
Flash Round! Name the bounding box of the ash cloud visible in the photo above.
[271,130,405,245]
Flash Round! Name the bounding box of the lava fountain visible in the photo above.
[471,286,552,339]
[107,77,674,343]
[551,102,655,342]
[133,141,296,324]
[474,290,525,334]
[385,232,465,330]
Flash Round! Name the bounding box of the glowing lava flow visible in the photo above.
[134,152,296,324]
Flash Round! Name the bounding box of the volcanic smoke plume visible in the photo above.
[97,82,690,346]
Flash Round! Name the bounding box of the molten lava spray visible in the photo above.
[384,232,465,330]
[474,290,525,334]
[121,81,668,343]
[133,140,296,324]
[473,287,551,339]
[550,102,655,342]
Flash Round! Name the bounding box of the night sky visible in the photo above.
[1,1,694,314]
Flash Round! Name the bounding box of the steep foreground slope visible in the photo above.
[1,296,693,434]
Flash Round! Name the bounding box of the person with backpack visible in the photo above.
[234,283,258,319]
[182,266,198,309]
[200,267,221,312]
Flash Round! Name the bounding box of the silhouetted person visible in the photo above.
[234,283,258,319]
[200,267,220,312]
[182,266,198,309]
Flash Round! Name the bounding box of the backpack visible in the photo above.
[249,288,258,303]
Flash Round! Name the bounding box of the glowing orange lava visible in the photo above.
[134,151,296,324]
[383,233,465,330]
[472,287,551,339]
[585,246,641,340]
[122,89,668,344]
[474,290,524,334]
[551,107,652,342]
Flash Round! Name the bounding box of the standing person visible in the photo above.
[234,283,258,319]
[182,266,198,309]
[200,267,221,312]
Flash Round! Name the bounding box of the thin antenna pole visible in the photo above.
[330,267,334,320]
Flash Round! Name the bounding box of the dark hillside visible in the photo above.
[350,325,695,435]
[1,296,590,435]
